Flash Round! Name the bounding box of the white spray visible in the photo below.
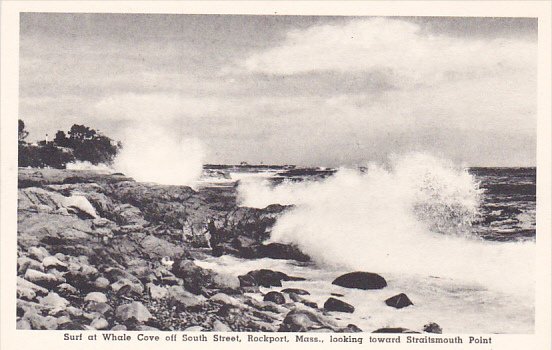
[113,125,204,186]
[238,153,534,295]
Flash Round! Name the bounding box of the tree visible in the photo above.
[18,119,29,143]
[53,130,69,147]
[61,124,121,165]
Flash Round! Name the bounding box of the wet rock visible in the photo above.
[263,291,286,305]
[282,288,310,295]
[423,322,443,334]
[258,243,310,262]
[373,327,420,333]
[279,309,337,332]
[385,293,413,309]
[24,269,64,288]
[238,269,304,288]
[332,272,387,290]
[84,292,108,304]
[324,298,355,313]
[115,302,152,323]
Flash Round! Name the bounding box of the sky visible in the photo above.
[19,14,537,167]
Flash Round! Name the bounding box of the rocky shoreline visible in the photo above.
[16,168,441,333]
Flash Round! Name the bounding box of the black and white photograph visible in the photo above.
[2,3,550,346]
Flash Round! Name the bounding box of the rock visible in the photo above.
[17,277,48,301]
[183,326,203,332]
[25,269,64,288]
[147,283,168,300]
[91,317,109,330]
[324,297,355,313]
[38,292,69,314]
[423,322,443,334]
[281,288,310,295]
[385,293,413,309]
[238,269,304,288]
[94,277,110,290]
[42,256,68,269]
[111,278,144,295]
[344,324,363,332]
[115,302,152,323]
[26,314,59,330]
[86,302,112,315]
[17,318,32,329]
[111,324,128,331]
[263,291,286,305]
[332,272,387,290]
[373,327,420,333]
[66,306,84,318]
[172,260,238,294]
[212,320,232,332]
[62,195,98,218]
[167,286,204,310]
[210,293,240,307]
[18,256,44,274]
[258,243,310,262]
[56,315,72,326]
[55,283,79,298]
[279,309,337,332]
[135,325,159,331]
[140,235,184,259]
[59,321,87,330]
[28,246,50,262]
[84,292,108,304]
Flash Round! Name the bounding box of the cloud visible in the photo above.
[241,18,536,85]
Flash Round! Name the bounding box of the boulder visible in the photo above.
[28,246,50,262]
[167,286,204,310]
[24,269,64,288]
[238,269,304,288]
[61,195,98,219]
[279,309,337,332]
[115,302,152,323]
[423,322,443,334]
[139,235,184,259]
[86,302,112,315]
[209,293,240,307]
[385,293,413,309]
[373,327,419,333]
[18,256,44,274]
[263,291,286,304]
[324,298,355,313]
[332,272,387,290]
[90,317,109,330]
[172,260,238,294]
[212,320,232,332]
[147,283,168,300]
[84,292,108,304]
[42,256,68,270]
[38,292,69,314]
[94,277,110,290]
[258,243,310,262]
[281,288,310,295]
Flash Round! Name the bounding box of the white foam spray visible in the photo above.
[238,153,535,295]
[113,125,204,186]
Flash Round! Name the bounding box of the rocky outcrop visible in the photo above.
[324,298,355,313]
[238,269,305,288]
[332,272,387,290]
[384,293,413,309]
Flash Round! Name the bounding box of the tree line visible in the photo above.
[18,120,122,169]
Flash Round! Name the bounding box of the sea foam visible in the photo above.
[238,153,535,295]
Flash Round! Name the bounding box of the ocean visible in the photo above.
[195,154,535,333]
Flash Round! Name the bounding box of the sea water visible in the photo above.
[196,153,536,333]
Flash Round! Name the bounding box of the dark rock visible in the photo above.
[171,259,239,295]
[423,322,443,334]
[279,309,337,332]
[258,243,310,262]
[373,327,420,333]
[263,291,286,304]
[281,288,310,295]
[385,293,413,309]
[58,321,87,330]
[238,269,304,288]
[331,293,344,297]
[332,272,387,290]
[324,297,355,313]
[344,324,363,332]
